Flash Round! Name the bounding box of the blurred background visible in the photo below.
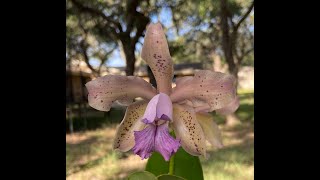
[66,0,254,179]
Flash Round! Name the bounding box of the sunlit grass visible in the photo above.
[238,89,254,94]
[66,89,254,180]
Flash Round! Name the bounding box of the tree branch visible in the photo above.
[70,0,123,33]
[79,40,99,77]
[244,48,254,57]
[132,13,149,47]
[98,46,116,73]
[233,1,254,33]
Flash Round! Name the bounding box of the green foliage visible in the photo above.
[127,172,186,180]
[145,152,170,176]
[66,0,151,75]
[66,107,124,132]
[157,174,186,180]
[67,0,254,75]
[165,0,254,68]
[128,171,157,180]
[241,50,254,66]
[66,91,254,179]
[146,148,204,180]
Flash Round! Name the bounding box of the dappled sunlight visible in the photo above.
[66,92,253,179]
[201,113,254,180]
[66,0,254,178]
[66,125,149,180]
[66,92,254,179]
[202,137,254,180]
[66,116,253,179]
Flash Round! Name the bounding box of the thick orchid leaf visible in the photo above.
[157,174,186,180]
[146,148,204,180]
[145,152,169,176]
[127,171,157,180]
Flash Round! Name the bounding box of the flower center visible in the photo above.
[141,93,173,124]
[132,93,180,161]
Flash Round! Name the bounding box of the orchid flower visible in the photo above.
[85,23,239,161]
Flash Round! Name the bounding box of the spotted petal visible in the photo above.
[113,101,148,152]
[216,96,240,115]
[141,23,173,95]
[172,104,206,157]
[170,70,237,112]
[86,75,156,111]
[196,112,223,149]
[175,76,193,86]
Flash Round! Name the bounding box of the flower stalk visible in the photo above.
[168,154,175,175]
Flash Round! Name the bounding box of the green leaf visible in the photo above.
[145,148,204,180]
[157,174,186,180]
[145,152,169,176]
[173,148,204,180]
[127,171,157,180]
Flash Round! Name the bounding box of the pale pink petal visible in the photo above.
[194,104,211,113]
[142,94,160,124]
[176,99,194,107]
[196,112,223,149]
[172,104,206,157]
[113,101,148,152]
[86,75,156,111]
[142,93,173,124]
[216,97,240,115]
[175,76,193,86]
[170,70,237,112]
[116,98,134,106]
[156,93,173,120]
[141,23,173,95]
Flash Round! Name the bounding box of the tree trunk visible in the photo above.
[220,0,237,77]
[122,42,136,76]
[220,0,241,126]
[232,65,239,87]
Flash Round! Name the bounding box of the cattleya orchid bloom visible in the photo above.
[85,23,239,161]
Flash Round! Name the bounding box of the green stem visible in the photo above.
[168,154,175,175]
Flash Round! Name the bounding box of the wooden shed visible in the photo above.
[66,70,92,104]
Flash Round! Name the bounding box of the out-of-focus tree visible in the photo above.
[220,0,254,126]
[66,0,253,86]
[67,0,154,76]
[220,0,254,78]
[234,13,254,67]
[161,0,253,77]
[162,0,254,126]
[67,1,118,77]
